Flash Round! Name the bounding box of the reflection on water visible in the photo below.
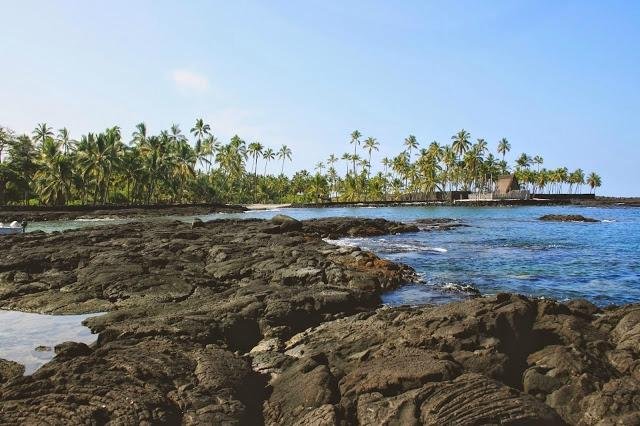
[0,310,101,374]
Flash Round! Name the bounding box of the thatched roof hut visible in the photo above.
[496,175,519,194]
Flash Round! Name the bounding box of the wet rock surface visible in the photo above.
[413,217,470,231]
[539,214,599,222]
[301,217,419,239]
[0,218,638,425]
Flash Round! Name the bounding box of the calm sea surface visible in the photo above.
[4,205,639,373]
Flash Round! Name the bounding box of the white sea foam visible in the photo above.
[74,217,117,222]
[426,247,448,253]
[510,274,535,280]
[602,219,616,223]
[439,282,480,294]
[323,238,360,247]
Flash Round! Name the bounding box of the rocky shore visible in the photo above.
[0,203,246,222]
[539,214,599,222]
[0,216,638,424]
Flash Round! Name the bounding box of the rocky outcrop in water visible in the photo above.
[413,217,469,231]
[539,214,599,222]
[0,217,639,425]
[301,217,419,239]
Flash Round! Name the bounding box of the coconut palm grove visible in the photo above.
[0,121,601,206]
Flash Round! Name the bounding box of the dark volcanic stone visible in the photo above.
[539,214,599,222]
[302,217,419,239]
[263,294,640,425]
[0,218,414,424]
[0,359,24,384]
[270,214,303,231]
[1,218,639,425]
[414,217,470,231]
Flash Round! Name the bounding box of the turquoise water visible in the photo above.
[25,205,640,306]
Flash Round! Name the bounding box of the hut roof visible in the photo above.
[496,175,519,194]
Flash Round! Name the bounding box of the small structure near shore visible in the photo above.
[466,175,530,203]
[496,175,520,194]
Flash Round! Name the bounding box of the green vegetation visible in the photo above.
[0,122,601,206]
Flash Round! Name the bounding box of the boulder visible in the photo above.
[271,214,303,231]
[539,214,598,222]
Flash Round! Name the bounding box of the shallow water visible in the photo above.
[0,310,100,374]
[23,205,640,306]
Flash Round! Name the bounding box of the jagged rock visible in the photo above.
[1,218,639,425]
[413,217,470,231]
[0,218,413,424]
[539,214,599,222]
[302,218,419,239]
[271,214,303,231]
[0,359,24,384]
[268,294,640,425]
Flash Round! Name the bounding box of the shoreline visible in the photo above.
[0,216,639,424]
[1,196,638,222]
[0,203,247,222]
[290,196,640,209]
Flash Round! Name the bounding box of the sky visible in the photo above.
[1,1,639,196]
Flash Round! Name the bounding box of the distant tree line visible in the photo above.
[0,122,601,206]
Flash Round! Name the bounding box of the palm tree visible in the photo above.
[190,118,211,155]
[363,137,379,179]
[474,138,488,157]
[451,129,471,159]
[277,144,292,175]
[497,138,511,163]
[404,135,418,162]
[341,152,351,176]
[569,168,585,194]
[586,172,602,194]
[56,127,75,154]
[196,136,215,171]
[0,126,13,163]
[515,153,531,170]
[248,142,264,177]
[533,155,544,172]
[263,148,275,175]
[248,141,264,201]
[327,154,338,169]
[349,130,361,175]
[33,137,72,205]
[172,139,196,202]
[132,122,148,147]
[170,124,187,144]
[442,146,456,193]
[33,123,54,146]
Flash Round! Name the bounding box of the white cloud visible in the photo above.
[171,69,210,93]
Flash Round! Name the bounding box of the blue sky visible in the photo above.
[2,1,639,195]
